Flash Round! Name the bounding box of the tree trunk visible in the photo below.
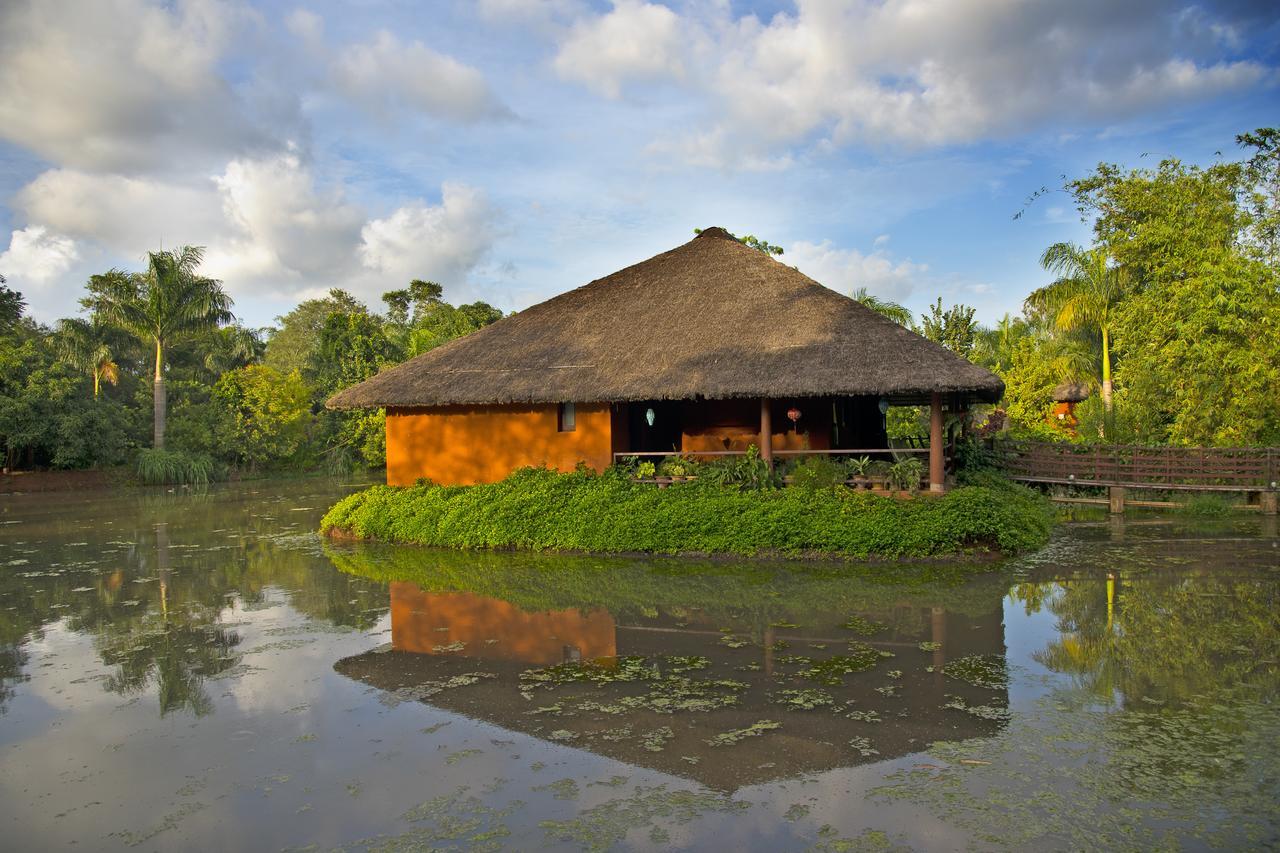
[1100,327,1113,413]
[153,339,166,449]
[93,369,100,400]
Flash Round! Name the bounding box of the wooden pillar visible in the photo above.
[929,392,945,493]
[759,398,773,468]
[1109,485,1126,515]
[1260,490,1277,516]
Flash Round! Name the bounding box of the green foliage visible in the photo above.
[1177,494,1234,517]
[885,406,926,440]
[920,298,977,357]
[320,466,1053,558]
[84,245,234,449]
[785,455,848,489]
[0,279,24,330]
[850,287,913,326]
[211,365,310,468]
[888,458,924,492]
[693,227,784,256]
[1062,130,1280,446]
[134,448,215,485]
[264,290,364,375]
[697,445,778,490]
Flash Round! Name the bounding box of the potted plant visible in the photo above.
[847,455,872,489]
[888,458,924,493]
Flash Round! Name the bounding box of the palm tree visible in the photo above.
[1025,243,1130,412]
[851,287,914,327]
[89,246,233,448]
[54,318,119,399]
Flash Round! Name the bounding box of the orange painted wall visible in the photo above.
[385,402,613,486]
[391,582,617,664]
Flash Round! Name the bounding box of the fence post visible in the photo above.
[1109,486,1126,515]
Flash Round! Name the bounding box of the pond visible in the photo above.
[0,479,1277,851]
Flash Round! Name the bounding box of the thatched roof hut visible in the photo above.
[1052,381,1091,403]
[328,227,1003,410]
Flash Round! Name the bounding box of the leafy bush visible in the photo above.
[321,465,1054,559]
[888,457,924,492]
[1178,494,1233,517]
[698,445,778,490]
[786,454,849,489]
[657,455,701,478]
[135,448,215,485]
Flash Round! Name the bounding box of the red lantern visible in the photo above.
[786,406,801,425]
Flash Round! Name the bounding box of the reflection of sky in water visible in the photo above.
[0,481,1276,850]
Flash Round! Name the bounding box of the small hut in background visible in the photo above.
[1050,381,1091,433]
[329,228,1004,491]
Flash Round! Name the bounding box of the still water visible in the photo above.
[0,479,1277,851]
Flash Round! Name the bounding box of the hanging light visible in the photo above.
[786,406,802,425]
[878,397,889,415]
[645,407,656,427]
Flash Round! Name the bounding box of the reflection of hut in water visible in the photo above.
[335,574,1010,791]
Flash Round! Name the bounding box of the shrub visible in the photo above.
[320,465,1054,559]
[787,454,849,489]
[888,457,925,492]
[698,445,778,490]
[135,448,215,485]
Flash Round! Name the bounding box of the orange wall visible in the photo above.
[386,402,613,486]
[391,582,617,664]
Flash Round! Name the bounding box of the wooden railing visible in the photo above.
[993,439,1279,492]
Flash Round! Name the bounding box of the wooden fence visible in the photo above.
[992,439,1279,492]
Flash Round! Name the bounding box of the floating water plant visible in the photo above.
[942,655,1009,690]
[848,736,879,757]
[771,688,835,710]
[842,615,888,636]
[705,720,782,747]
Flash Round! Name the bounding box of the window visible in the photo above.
[558,402,576,432]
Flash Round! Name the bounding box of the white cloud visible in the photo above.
[0,0,271,173]
[0,227,80,286]
[553,0,687,98]
[788,239,926,303]
[208,149,365,291]
[360,184,498,289]
[15,170,224,256]
[333,30,511,122]
[602,0,1272,165]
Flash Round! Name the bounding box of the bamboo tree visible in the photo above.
[1025,243,1130,413]
[87,247,233,448]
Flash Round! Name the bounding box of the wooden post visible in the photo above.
[1262,490,1278,516]
[929,392,945,493]
[1109,485,1126,515]
[759,398,773,468]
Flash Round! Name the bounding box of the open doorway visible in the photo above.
[624,400,683,454]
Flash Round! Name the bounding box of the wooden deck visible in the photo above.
[993,439,1279,513]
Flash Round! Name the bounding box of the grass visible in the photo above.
[320,465,1054,560]
[134,448,215,486]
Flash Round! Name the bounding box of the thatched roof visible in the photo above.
[328,227,1004,409]
[1052,381,1091,403]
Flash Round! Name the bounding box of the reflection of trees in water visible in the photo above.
[0,484,390,716]
[99,616,240,716]
[0,643,30,714]
[95,523,243,716]
[1028,569,1280,705]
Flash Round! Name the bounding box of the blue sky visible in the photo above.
[0,0,1275,328]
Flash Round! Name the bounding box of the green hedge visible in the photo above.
[320,467,1053,560]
